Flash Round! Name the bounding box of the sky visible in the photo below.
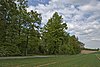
[27,0,100,49]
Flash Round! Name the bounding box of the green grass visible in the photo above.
[0,53,100,67]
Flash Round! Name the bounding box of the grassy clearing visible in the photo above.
[0,53,100,67]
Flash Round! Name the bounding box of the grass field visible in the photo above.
[0,53,100,67]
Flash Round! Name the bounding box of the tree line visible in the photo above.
[0,0,84,56]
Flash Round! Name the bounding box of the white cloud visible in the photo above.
[91,38,100,41]
[27,0,100,48]
[80,5,93,11]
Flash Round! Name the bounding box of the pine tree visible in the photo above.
[42,12,68,54]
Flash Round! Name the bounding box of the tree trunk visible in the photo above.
[25,35,28,56]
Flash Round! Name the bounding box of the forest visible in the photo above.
[0,0,84,56]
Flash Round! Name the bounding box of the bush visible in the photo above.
[0,43,21,57]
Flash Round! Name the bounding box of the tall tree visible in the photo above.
[0,0,21,56]
[42,12,68,54]
[20,10,42,55]
[0,0,42,56]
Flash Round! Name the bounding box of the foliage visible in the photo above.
[0,0,41,56]
[41,12,81,55]
[0,0,83,56]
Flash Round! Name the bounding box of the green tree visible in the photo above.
[68,35,81,54]
[0,0,42,56]
[0,0,22,56]
[21,10,41,55]
[42,12,68,54]
[41,12,82,55]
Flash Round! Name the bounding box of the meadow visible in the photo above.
[0,52,100,67]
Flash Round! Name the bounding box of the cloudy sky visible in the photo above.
[27,0,100,48]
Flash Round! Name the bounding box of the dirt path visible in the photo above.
[81,50,97,54]
[0,56,52,60]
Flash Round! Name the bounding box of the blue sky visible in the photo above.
[28,0,50,6]
[27,0,100,49]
